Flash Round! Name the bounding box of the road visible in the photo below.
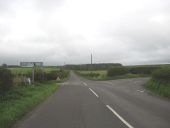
[14,72,170,128]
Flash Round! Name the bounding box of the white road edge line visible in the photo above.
[89,88,99,98]
[106,105,134,128]
[83,82,88,86]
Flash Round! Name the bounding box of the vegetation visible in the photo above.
[129,66,160,75]
[0,66,70,128]
[6,67,69,84]
[8,67,59,75]
[145,67,170,98]
[145,80,170,98]
[46,69,70,81]
[64,63,122,70]
[76,65,169,80]
[107,67,128,77]
[76,70,106,80]
[76,70,145,80]
[0,82,59,128]
[152,68,170,83]
[0,68,13,95]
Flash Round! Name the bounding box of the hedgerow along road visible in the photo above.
[14,72,170,128]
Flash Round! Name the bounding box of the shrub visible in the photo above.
[13,76,23,86]
[57,69,69,79]
[145,80,170,98]
[46,70,59,80]
[152,68,170,83]
[0,68,13,94]
[46,69,69,80]
[107,67,128,77]
[34,68,46,82]
[129,66,160,75]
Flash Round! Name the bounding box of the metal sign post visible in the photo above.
[32,63,35,85]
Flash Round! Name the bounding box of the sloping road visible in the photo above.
[14,72,170,128]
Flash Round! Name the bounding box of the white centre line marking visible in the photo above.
[137,90,144,93]
[106,105,134,128]
[83,82,88,86]
[89,88,99,98]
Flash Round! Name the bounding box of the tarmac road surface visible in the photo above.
[14,72,170,128]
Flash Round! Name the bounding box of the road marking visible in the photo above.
[137,90,144,93]
[89,88,99,98]
[83,82,88,86]
[106,105,134,128]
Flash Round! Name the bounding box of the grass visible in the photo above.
[144,67,170,98]
[76,70,147,80]
[0,81,59,128]
[145,80,170,98]
[8,67,59,75]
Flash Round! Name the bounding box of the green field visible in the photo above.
[8,67,59,75]
[79,70,107,75]
[76,70,146,80]
[0,81,59,128]
[76,64,170,80]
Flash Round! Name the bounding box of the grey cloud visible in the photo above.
[0,0,170,65]
[35,0,65,9]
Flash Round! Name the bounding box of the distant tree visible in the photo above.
[64,63,122,70]
[2,63,8,68]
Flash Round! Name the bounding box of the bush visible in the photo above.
[34,68,46,82]
[152,68,170,83]
[129,66,160,75]
[46,70,59,80]
[57,69,69,79]
[46,69,69,80]
[13,76,23,86]
[145,80,170,98]
[0,68,13,94]
[107,67,128,77]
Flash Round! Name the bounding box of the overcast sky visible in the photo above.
[0,0,170,66]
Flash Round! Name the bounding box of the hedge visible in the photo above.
[107,67,128,77]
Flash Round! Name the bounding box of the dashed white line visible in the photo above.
[137,90,144,93]
[89,88,99,98]
[106,105,134,128]
[83,82,88,86]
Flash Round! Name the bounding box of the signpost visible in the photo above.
[20,62,43,67]
[20,62,43,85]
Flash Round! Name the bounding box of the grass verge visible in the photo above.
[145,80,170,98]
[0,81,59,128]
